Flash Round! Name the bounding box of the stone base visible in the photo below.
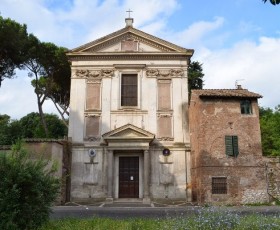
[105,197,114,203]
[143,197,151,204]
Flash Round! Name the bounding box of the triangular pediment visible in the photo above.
[69,26,193,54]
[102,124,155,140]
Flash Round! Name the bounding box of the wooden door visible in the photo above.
[119,157,139,198]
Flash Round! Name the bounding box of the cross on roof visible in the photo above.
[126,9,133,18]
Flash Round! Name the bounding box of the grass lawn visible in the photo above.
[41,210,280,230]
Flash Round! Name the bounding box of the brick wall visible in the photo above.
[189,90,268,204]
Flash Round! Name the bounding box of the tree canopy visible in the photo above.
[30,43,71,127]
[0,16,71,134]
[263,0,280,5]
[0,113,67,145]
[188,61,204,101]
[259,106,280,156]
[0,16,29,87]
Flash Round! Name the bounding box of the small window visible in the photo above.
[225,135,239,157]
[121,74,137,106]
[212,177,227,194]
[240,100,252,114]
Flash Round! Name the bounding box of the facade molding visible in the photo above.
[146,68,184,78]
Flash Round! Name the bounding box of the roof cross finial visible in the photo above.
[126,9,133,18]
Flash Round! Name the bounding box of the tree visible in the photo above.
[30,43,71,127]
[0,114,22,145]
[263,0,280,5]
[0,16,29,87]
[23,37,52,137]
[188,61,204,100]
[0,141,60,229]
[20,112,67,139]
[0,113,67,145]
[259,106,280,156]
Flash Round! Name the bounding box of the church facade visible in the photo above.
[67,18,193,203]
[67,18,268,204]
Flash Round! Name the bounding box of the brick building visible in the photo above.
[189,88,269,204]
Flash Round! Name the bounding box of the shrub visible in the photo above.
[0,142,60,230]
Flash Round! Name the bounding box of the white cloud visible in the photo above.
[1,0,279,120]
[0,72,57,119]
[0,0,179,48]
[163,17,225,49]
[0,0,179,119]
[197,36,280,108]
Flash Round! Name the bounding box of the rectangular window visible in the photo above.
[121,74,137,106]
[225,135,239,157]
[240,100,252,114]
[212,177,227,194]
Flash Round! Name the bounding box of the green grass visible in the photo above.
[40,209,280,230]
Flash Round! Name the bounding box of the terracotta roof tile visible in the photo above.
[192,89,262,98]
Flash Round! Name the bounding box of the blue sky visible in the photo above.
[0,0,279,119]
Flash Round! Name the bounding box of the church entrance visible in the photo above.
[119,156,139,198]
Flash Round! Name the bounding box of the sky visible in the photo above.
[0,0,280,119]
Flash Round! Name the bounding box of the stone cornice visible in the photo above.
[68,53,190,61]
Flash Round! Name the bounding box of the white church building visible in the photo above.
[67,17,194,204]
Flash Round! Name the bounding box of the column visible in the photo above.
[106,149,113,202]
[143,149,150,203]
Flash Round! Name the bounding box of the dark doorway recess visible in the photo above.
[119,156,139,198]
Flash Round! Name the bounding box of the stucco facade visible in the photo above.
[67,18,193,203]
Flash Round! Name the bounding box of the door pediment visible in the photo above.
[102,124,155,146]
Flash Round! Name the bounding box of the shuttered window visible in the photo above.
[225,135,239,157]
[121,74,137,106]
[212,177,227,194]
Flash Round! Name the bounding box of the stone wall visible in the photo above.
[24,140,71,204]
[265,157,280,201]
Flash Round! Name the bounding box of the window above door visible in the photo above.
[121,74,138,107]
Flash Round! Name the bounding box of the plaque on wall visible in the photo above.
[121,39,138,51]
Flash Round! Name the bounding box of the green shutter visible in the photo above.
[225,136,234,156]
[225,135,239,157]
[232,136,239,157]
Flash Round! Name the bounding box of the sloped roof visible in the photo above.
[69,25,194,54]
[192,89,262,98]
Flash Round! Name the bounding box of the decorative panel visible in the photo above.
[86,83,101,110]
[158,80,171,110]
[85,116,100,137]
[157,116,172,138]
[121,39,138,51]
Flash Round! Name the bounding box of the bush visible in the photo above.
[0,142,60,230]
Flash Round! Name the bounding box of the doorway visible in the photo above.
[119,156,139,198]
